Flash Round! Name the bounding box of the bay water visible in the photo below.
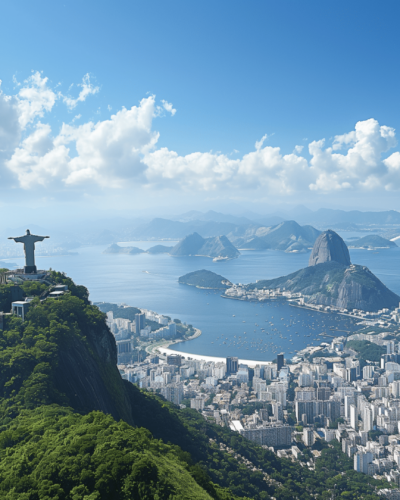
[3,241,399,362]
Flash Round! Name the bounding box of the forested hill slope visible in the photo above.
[0,272,390,499]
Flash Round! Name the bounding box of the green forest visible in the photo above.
[0,271,392,499]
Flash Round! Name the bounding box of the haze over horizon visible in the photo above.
[2,0,400,223]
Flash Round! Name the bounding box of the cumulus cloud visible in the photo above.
[16,72,57,129]
[2,71,400,199]
[143,145,310,193]
[309,119,397,191]
[6,122,69,189]
[62,73,99,109]
[5,96,159,189]
[60,96,158,186]
[0,84,20,152]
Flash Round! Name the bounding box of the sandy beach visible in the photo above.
[157,346,273,367]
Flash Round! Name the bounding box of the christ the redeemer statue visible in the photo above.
[8,229,49,274]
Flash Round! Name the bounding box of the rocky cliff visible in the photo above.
[308,230,351,266]
[245,230,399,312]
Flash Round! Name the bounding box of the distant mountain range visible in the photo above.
[103,220,324,259]
[5,208,400,252]
[128,218,240,240]
[97,209,400,246]
[345,235,397,249]
[103,233,240,260]
[290,208,400,227]
[228,220,321,253]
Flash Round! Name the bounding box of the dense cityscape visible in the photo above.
[96,297,400,497]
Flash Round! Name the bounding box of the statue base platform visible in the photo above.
[7,269,49,282]
[24,265,37,274]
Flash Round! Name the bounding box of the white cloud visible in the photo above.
[383,152,400,191]
[309,119,397,191]
[0,85,20,152]
[161,100,176,116]
[143,145,310,193]
[2,71,400,200]
[62,96,158,186]
[4,95,159,189]
[62,73,99,110]
[17,72,57,129]
[255,134,268,151]
[6,122,69,189]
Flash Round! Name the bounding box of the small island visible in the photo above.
[103,243,144,255]
[179,269,232,289]
[146,245,173,254]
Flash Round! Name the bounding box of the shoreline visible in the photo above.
[146,327,273,366]
[145,327,202,355]
[157,346,273,367]
[221,294,393,325]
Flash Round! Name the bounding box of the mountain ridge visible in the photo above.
[170,233,240,259]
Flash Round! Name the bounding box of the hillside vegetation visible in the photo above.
[0,271,391,499]
[179,270,232,289]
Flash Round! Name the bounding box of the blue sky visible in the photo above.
[1,0,400,221]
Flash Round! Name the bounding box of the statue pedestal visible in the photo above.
[24,266,37,274]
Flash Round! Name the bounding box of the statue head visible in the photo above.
[26,229,31,235]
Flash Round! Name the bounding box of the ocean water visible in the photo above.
[3,243,399,362]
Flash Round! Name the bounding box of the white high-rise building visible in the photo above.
[387,340,396,354]
[303,427,315,446]
[212,364,226,379]
[350,404,357,430]
[363,365,374,379]
[363,405,374,432]
[345,396,355,419]
[298,373,313,387]
[161,383,184,405]
[391,381,400,398]
[190,397,205,411]
[354,450,373,474]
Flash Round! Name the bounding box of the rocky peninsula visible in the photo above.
[182,230,400,313]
